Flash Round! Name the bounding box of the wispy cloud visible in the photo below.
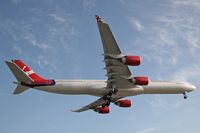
[82,0,96,9]
[49,14,66,22]
[24,34,49,50]
[146,95,168,114]
[12,45,22,54]
[0,1,80,77]
[32,54,56,69]
[129,18,143,31]
[10,0,22,4]
[125,0,200,80]
[157,13,200,53]
[173,0,200,9]
[172,64,200,82]
[138,127,159,133]
[173,100,184,108]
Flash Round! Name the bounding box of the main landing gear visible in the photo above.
[113,88,118,94]
[183,92,187,99]
[102,88,118,107]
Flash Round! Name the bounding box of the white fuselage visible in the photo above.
[33,80,196,98]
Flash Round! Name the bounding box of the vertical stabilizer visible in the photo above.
[5,61,33,82]
[5,60,55,94]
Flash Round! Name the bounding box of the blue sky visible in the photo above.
[0,0,200,133]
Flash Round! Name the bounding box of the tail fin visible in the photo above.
[5,60,33,82]
[5,60,48,94]
[6,60,46,82]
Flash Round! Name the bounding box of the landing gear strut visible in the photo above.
[113,88,118,94]
[102,88,118,107]
[183,92,187,99]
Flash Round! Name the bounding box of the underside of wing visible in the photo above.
[104,58,134,89]
[96,16,134,89]
[72,15,150,114]
[71,97,108,112]
[71,97,122,113]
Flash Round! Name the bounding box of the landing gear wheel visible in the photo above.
[106,101,110,106]
[113,88,118,94]
[184,95,187,99]
[108,90,113,96]
[103,94,112,100]
[183,92,187,99]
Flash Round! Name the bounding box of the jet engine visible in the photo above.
[132,76,149,85]
[94,106,110,114]
[121,56,141,66]
[114,99,131,107]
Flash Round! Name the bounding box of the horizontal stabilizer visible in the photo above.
[13,85,29,94]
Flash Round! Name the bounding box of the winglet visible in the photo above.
[95,15,102,22]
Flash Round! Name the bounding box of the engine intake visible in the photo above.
[121,56,141,66]
[114,99,131,107]
[94,106,110,114]
[132,76,149,85]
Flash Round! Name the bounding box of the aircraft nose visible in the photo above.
[187,84,196,92]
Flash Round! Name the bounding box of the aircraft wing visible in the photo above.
[71,97,108,112]
[96,15,134,89]
[71,96,122,112]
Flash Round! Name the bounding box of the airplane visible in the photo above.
[5,15,196,114]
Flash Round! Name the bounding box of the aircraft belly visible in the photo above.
[34,81,108,96]
[34,81,145,97]
[142,82,186,94]
[114,86,144,97]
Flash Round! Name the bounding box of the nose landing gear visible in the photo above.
[183,92,187,99]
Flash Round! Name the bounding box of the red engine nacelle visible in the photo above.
[94,106,110,114]
[114,99,132,107]
[122,56,141,66]
[133,76,149,85]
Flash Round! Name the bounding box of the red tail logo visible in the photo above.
[12,60,45,81]
[12,60,55,87]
